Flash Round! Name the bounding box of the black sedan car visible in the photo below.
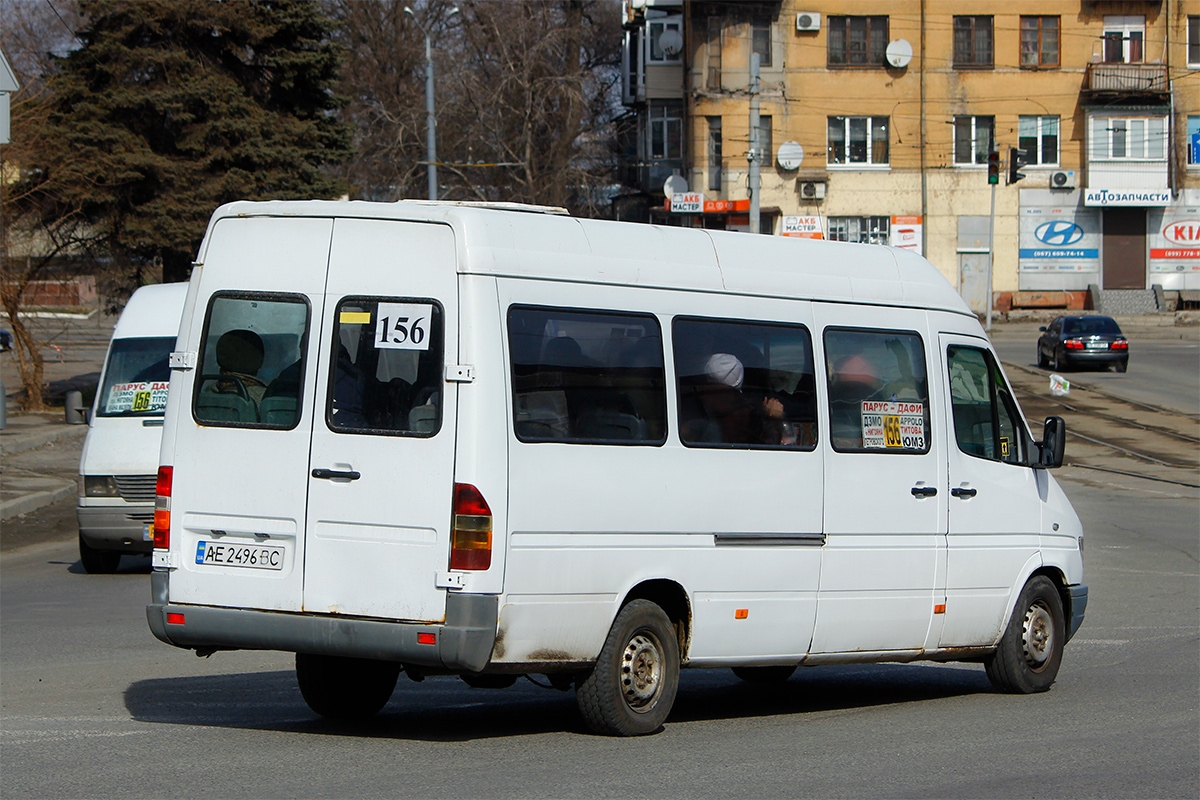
[1037,315,1129,372]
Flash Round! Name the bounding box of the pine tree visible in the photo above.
[22,0,352,286]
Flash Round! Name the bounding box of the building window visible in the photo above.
[954,16,993,68]
[757,115,772,168]
[648,18,682,64]
[1189,116,1200,166]
[828,216,890,245]
[827,117,889,165]
[1020,16,1059,68]
[1018,116,1059,165]
[752,18,772,68]
[1091,117,1166,161]
[827,16,888,67]
[954,115,994,165]
[649,103,682,160]
[708,117,723,191]
[1188,16,1199,67]
[706,16,722,90]
[1103,16,1144,64]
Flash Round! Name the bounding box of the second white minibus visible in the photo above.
[148,201,1087,736]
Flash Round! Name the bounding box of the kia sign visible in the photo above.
[1148,208,1200,274]
[1019,205,1100,273]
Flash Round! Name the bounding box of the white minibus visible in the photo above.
[78,282,187,573]
[148,201,1087,736]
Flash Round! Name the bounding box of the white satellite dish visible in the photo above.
[659,29,683,57]
[663,174,689,196]
[885,39,913,69]
[776,141,804,170]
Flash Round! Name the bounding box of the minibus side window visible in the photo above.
[193,293,309,429]
[947,345,1026,464]
[674,317,818,449]
[508,306,667,444]
[326,297,445,436]
[823,328,930,453]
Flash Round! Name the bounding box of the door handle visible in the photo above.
[951,487,978,498]
[312,468,361,481]
[911,486,937,498]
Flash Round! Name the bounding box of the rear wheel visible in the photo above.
[576,599,679,736]
[295,653,400,719]
[1036,346,1049,369]
[732,665,796,684]
[78,534,122,574]
[985,576,1065,694]
[1114,360,1128,373]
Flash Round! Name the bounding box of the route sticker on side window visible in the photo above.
[374,303,433,351]
[861,400,925,450]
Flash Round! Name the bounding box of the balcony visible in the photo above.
[1084,63,1168,101]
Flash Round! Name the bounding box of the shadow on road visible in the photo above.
[123,661,993,741]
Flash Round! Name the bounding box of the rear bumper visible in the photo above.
[1067,584,1088,643]
[146,574,498,673]
[78,505,154,553]
[1060,350,1127,368]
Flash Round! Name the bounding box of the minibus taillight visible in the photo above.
[450,483,492,570]
[153,466,173,550]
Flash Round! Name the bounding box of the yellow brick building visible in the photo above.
[618,0,1200,313]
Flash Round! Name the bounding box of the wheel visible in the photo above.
[295,653,400,719]
[732,665,796,684]
[985,575,1065,694]
[79,533,122,574]
[576,599,679,736]
[1036,346,1049,369]
[1052,349,1064,371]
[1114,360,1127,373]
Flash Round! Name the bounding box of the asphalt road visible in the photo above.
[2,472,1197,798]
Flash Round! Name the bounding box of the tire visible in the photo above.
[295,653,400,719]
[1114,360,1127,373]
[576,599,680,736]
[79,533,122,574]
[985,576,1065,694]
[1052,350,1064,371]
[732,665,796,684]
[1036,346,1049,369]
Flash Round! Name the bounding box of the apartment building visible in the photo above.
[618,1,1200,313]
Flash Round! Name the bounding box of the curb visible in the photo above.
[0,478,77,521]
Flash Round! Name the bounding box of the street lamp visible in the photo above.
[405,5,459,201]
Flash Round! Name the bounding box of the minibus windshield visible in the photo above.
[96,336,175,417]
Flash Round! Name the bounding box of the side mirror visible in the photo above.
[1037,415,1066,469]
[1038,326,1047,332]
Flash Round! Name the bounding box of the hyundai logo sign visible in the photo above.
[1035,220,1085,246]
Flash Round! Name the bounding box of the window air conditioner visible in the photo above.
[1049,170,1076,190]
[796,12,821,32]
[799,181,826,200]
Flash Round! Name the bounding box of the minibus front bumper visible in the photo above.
[1067,584,1088,642]
[146,575,498,673]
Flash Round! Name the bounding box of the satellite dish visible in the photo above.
[663,174,689,196]
[776,141,804,170]
[885,39,913,69]
[659,29,684,57]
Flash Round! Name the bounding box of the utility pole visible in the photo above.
[405,6,459,201]
[748,52,761,234]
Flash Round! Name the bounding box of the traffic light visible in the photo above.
[1008,147,1028,185]
[987,150,999,185]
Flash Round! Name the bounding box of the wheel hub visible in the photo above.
[1022,603,1054,667]
[620,632,662,710]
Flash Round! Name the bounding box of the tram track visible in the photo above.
[1001,361,1199,488]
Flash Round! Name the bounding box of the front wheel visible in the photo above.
[985,575,1065,694]
[1036,346,1049,369]
[79,534,122,574]
[295,653,400,719]
[576,599,679,736]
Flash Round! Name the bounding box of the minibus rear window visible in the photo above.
[96,336,175,417]
[824,328,930,454]
[674,317,818,449]
[326,297,445,436]
[508,306,667,445]
[193,293,310,429]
